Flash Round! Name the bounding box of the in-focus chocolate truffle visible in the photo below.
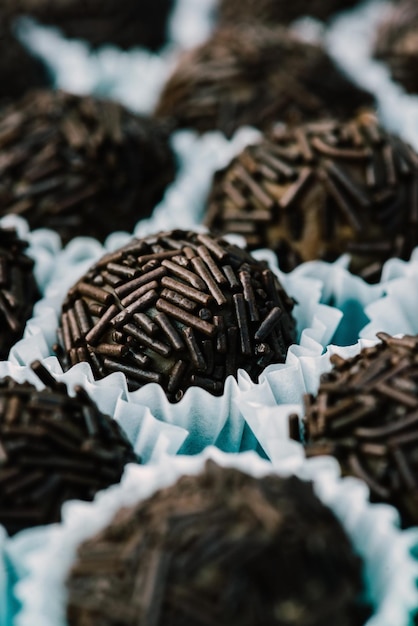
[57,230,297,401]
[218,0,363,27]
[0,227,39,360]
[154,25,373,138]
[298,332,418,528]
[67,461,370,626]
[374,0,418,94]
[0,360,138,536]
[0,19,49,101]
[0,90,176,245]
[206,112,418,282]
[4,0,174,50]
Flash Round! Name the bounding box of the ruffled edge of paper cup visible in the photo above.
[8,445,418,626]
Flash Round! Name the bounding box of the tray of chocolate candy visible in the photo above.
[1,1,418,625]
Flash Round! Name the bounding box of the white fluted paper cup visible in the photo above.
[8,235,342,454]
[8,446,418,626]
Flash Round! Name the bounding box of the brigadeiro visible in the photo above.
[206,112,418,282]
[0,90,176,245]
[0,360,138,537]
[56,230,297,401]
[0,227,39,360]
[153,25,374,138]
[218,0,364,27]
[3,0,174,51]
[295,332,418,528]
[66,461,370,626]
[373,0,418,94]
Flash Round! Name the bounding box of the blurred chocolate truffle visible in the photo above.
[206,112,418,282]
[0,227,39,360]
[374,0,418,94]
[218,0,363,26]
[154,25,374,138]
[0,90,176,245]
[0,18,49,101]
[298,332,418,528]
[67,461,370,626]
[3,0,174,50]
[0,361,138,536]
[57,230,297,401]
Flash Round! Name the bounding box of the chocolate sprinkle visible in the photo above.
[0,360,138,536]
[0,89,176,244]
[206,112,418,282]
[3,0,174,51]
[57,230,297,401]
[218,0,366,26]
[0,227,39,360]
[374,0,418,95]
[154,25,373,138]
[298,332,418,528]
[66,461,370,626]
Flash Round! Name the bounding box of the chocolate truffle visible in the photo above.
[67,461,370,626]
[4,0,174,51]
[0,360,138,536]
[374,0,418,94]
[206,112,418,282]
[154,25,374,138]
[218,0,363,27]
[0,227,39,360]
[56,230,297,401]
[0,90,176,245]
[298,332,418,528]
[0,18,49,101]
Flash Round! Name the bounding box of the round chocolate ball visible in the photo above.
[374,0,418,94]
[299,332,418,528]
[57,230,297,401]
[3,0,174,50]
[0,90,176,245]
[0,361,138,536]
[67,461,370,626]
[218,0,364,27]
[153,25,374,138]
[206,112,418,282]
[0,227,39,360]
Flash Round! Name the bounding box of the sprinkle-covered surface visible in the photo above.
[0,360,138,536]
[154,25,373,138]
[0,90,176,245]
[66,460,370,626]
[206,112,418,282]
[57,230,297,401]
[0,227,39,360]
[300,332,418,528]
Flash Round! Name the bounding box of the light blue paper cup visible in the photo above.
[8,446,418,626]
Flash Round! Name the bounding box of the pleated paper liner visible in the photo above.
[8,446,418,626]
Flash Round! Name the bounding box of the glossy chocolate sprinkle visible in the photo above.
[218,0,364,26]
[206,112,418,282]
[57,230,297,401]
[297,332,418,528]
[67,461,370,626]
[0,360,138,536]
[3,0,174,51]
[154,25,373,138]
[374,0,418,94]
[0,89,176,245]
[0,227,39,360]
